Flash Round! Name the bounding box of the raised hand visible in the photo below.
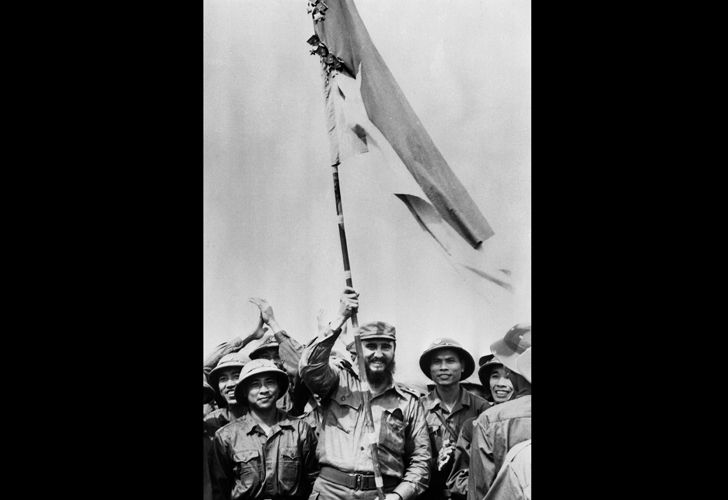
[337,286,359,319]
[437,439,456,471]
[249,297,275,324]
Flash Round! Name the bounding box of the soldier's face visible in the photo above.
[489,366,514,403]
[362,340,395,374]
[256,348,280,363]
[245,374,280,410]
[217,368,242,405]
[429,349,463,387]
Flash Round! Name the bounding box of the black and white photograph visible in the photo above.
[203,1,531,499]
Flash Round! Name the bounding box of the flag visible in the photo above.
[306,0,494,250]
[395,193,513,292]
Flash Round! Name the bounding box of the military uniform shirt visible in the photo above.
[299,327,432,500]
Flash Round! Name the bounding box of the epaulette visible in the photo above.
[395,382,423,398]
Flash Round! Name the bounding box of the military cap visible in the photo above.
[233,358,289,403]
[208,351,248,391]
[490,323,531,378]
[249,335,280,360]
[357,321,396,341]
[419,337,475,381]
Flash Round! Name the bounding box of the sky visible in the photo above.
[204,0,531,389]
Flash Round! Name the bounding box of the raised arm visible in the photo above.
[203,314,267,377]
[299,287,359,398]
[249,297,304,377]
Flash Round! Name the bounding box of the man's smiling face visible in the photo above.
[429,348,463,387]
[217,368,242,405]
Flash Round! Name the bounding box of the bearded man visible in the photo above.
[299,287,431,500]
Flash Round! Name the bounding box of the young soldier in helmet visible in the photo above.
[248,297,321,416]
[418,338,490,500]
[446,350,524,499]
[205,351,250,437]
[299,287,431,500]
[468,324,531,500]
[203,307,271,435]
[480,348,531,500]
[209,359,318,500]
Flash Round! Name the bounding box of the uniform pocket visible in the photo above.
[279,446,301,490]
[379,409,406,453]
[233,449,261,490]
[325,395,361,434]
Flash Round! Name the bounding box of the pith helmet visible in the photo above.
[357,321,396,342]
[478,354,495,366]
[233,358,290,403]
[477,356,506,400]
[249,335,280,359]
[490,323,531,377]
[418,337,475,381]
[208,351,247,391]
[516,347,531,383]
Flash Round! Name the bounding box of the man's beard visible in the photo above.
[365,359,396,386]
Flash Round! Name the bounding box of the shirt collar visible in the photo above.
[370,379,408,401]
[425,385,471,412]
[239,409,294,435]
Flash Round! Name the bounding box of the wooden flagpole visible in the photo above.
[331,161,386,500]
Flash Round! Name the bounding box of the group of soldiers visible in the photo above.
[203,288,532,500]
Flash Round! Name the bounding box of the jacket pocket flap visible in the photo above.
[233,449,259,463]
[281,447,299,460]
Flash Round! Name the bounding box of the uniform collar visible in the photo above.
[425,385,471,412]
[239,409,294,435]
[369,379,409,401]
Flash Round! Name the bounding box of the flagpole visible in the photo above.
[331,160,387,500]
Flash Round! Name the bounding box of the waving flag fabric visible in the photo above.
[307,0,494,249]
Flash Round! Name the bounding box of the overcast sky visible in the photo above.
[204,0,530,388]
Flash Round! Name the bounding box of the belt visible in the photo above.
[319,465,399,491]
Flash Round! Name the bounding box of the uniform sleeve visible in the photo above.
[394,398,432,500]
[446,418,474,500]
[209,432,234,500]
[299,327,343,399]
[273,330,305,378]
[203,337,245,377]
[467,415,497,500]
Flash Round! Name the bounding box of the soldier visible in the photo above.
[209,359,318,500]
[468,324,531,500]
[478,355,515,405]
[447,351,524,499]
[205,351,249,437]
[418,338,490,500]
[248,297,315,416]
[481,348,531,500]
[299,287,431,500]
[203,310,270,433]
